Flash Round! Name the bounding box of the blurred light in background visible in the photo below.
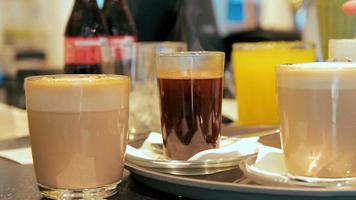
[228,0,244,22]
[0,0,354,79]
[97,0,105,9]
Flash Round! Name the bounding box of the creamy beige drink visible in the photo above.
[277,63,356,178]
[25,75,130,198]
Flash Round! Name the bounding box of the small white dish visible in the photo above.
[240,147,356,188]
[126,136,259,175]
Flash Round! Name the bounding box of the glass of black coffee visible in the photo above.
[156,51,225,160]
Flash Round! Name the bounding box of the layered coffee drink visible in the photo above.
[156,52,225,160]
[25,75,129,198]
[277,62,356,178]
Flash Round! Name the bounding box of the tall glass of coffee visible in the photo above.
[277,62,356,182]
[156,51,225,160]
[25,75,130,199]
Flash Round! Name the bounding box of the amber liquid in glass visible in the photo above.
[158,77,222,160]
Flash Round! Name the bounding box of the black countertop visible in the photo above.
[0,137,190,200]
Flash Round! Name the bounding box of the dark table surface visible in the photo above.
[0,136,190,200]
[0,126,279,200]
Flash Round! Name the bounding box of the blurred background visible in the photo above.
[0,0,355,107]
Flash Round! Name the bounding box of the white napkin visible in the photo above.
[254,145,287,174]
[126,132,261,161]
[222,99,237,121]
[0,103,29,141]
[0,147,33,165]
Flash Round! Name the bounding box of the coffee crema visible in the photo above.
[277,62,356,178]
[156,52,225,80]
[26,75,129,112]
[25,75,130,189]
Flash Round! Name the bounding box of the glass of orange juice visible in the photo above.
[232,41,315,125]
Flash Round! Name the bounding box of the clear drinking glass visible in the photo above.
[277,62,356,182]
[156,51,225,160]
[25,74,130,199]
[232,41,315,125]
[129,42,187,137]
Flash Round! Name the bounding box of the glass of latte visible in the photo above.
[277,62,356,181]
[156,51,225,160]
[25,75,130,199]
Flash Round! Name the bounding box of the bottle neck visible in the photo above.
[103,0,136,36]
[104,0,128,11]
[67,0,109,36]
[75,0,100,9]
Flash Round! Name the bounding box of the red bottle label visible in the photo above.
[65,37,109,65]
[108,35,137,60]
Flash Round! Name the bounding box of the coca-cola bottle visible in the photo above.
[64,0,110,74]
[104,0,137,76]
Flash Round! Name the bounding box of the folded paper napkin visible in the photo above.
[222,99,237,121]
[0,147,33,165]
[0,103,29,141]
[126,132,261,161]
[254,145,287,174]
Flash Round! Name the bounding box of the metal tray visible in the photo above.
[125,159,356,200]
[126,126,278,176]
[125,126,356,199]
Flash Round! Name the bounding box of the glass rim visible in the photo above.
[135,41,187,45]
[25,74,130,82]
[278,62,356,69]
[158,51,225,57]
[233,41,315,51]
[329,39,356,43]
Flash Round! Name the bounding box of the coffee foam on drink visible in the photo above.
[157,69,223,79]
[25,75,130,112]
[277,62,356,89]
[156,52,225,79]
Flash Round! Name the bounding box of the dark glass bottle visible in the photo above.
[64,0,110,74]
[104,0,137,76]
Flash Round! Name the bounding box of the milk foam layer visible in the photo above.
[25,75,130,112]
[156,52,225,79]
[277,62,356,89]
